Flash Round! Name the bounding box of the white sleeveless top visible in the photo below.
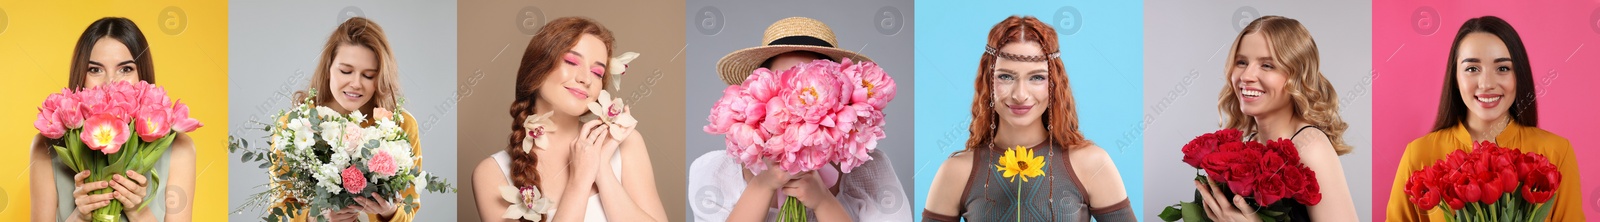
[492,150,622,221]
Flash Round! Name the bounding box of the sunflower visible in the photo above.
[996,145,1046,182]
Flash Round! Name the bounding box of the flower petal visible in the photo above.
[499,185,521,203]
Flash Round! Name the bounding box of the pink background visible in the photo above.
[1372,0,1600,220]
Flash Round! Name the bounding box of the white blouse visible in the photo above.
[492,150,621,221]
[688,150,912,221]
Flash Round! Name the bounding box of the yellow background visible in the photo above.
[0,1,229,220]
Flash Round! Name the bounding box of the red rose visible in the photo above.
[341,165,368,194]
[1181,134,1219,168]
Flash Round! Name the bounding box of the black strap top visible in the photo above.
[922,141,1135,222]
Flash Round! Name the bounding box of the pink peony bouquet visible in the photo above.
[704,58,896,221]
[228,90,453,221]
[34,81,202,222]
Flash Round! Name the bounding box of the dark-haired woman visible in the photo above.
[30,17,198,222]
[1384,16,1585,221]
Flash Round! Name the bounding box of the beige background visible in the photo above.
[455,0,688,221]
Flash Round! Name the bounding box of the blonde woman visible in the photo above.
[270,17,423,222]
[1195,15,1358,221]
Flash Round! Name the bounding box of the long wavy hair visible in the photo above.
[296,17,402,114]
[69,17,155,89]
[1217,15,1352,155]
[964,16,1088,152]
[1431,16,1536,131]
[507,17,614,190]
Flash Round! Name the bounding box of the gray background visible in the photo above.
[682,0,914,221]
[226,1,458,221]
[1142,0,1373,220]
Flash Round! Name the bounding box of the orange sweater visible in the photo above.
[1385,121,1585,221]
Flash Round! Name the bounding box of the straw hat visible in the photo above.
[716,17,872,85]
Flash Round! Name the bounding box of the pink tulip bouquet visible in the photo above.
[33,80,202,222]
[228,90,453,221]
[704,58,896,221]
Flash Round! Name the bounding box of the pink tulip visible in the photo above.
[35,109,66,139]
[56,90,85,129]
[81,114,130,154]
[135,106,171,142]
[169,100,203,133]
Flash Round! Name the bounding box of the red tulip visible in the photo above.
[1520,165,1560,204]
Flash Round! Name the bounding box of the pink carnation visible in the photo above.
[341,165,368,193]
[368,149,399,178]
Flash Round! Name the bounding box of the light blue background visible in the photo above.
[912,1,1144,220]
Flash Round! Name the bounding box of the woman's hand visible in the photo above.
[110,170,151,217]
[71,170,114,220]
[1196,180,1261,222]
[323,206,362,222]
[352,193,399,219]
[779,172,840,207]
[569,120,609,182]
[746,160,796,192]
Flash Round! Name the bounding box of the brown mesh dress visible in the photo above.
[923,142,1136,222]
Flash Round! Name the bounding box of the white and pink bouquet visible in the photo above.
[703,58,896,221]
[229,90,453,221]
[34,80,202,222]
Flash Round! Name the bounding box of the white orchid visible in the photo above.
[587,90,637,141]
[521,111,556,153]
[500,185,554,221]
[608,52,639,91]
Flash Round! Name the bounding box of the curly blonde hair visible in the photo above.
[1217,16,1352,155]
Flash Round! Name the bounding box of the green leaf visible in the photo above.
[1180,201,1207,222]
[244,152,256,162]
[1159,205,1184,221]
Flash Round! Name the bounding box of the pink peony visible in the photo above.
[169,100,203,133]
[368,149,399,178]
[341,165,368,193]
[134,106,171,142]
[841,59,896,110]
[35,109,66,139]
[81,114,130,154]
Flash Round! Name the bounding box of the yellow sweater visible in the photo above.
[269,111,421,222]
[1385,121,1585,221]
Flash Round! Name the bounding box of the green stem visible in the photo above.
[1016,180,1021,222]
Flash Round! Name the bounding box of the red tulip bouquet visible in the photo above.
[1159,129,1322,222]
[33,81,203,222]
[1402,141,1561,222]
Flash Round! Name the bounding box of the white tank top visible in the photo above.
[492,150,622,221]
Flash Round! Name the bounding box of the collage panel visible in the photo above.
[1372,1,1600,221]
[1142,0,1374,221]
[4,0,1600,221]
[225,1,459,221]
[684,0,915,221]
[455,0,688,221]
[0,1,231,221]
[913,1,1145,221]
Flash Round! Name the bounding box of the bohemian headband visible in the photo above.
[984,46,1060,62]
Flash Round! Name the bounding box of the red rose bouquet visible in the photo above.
[1402,141,1560,222]
[1159,129,1322,222]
